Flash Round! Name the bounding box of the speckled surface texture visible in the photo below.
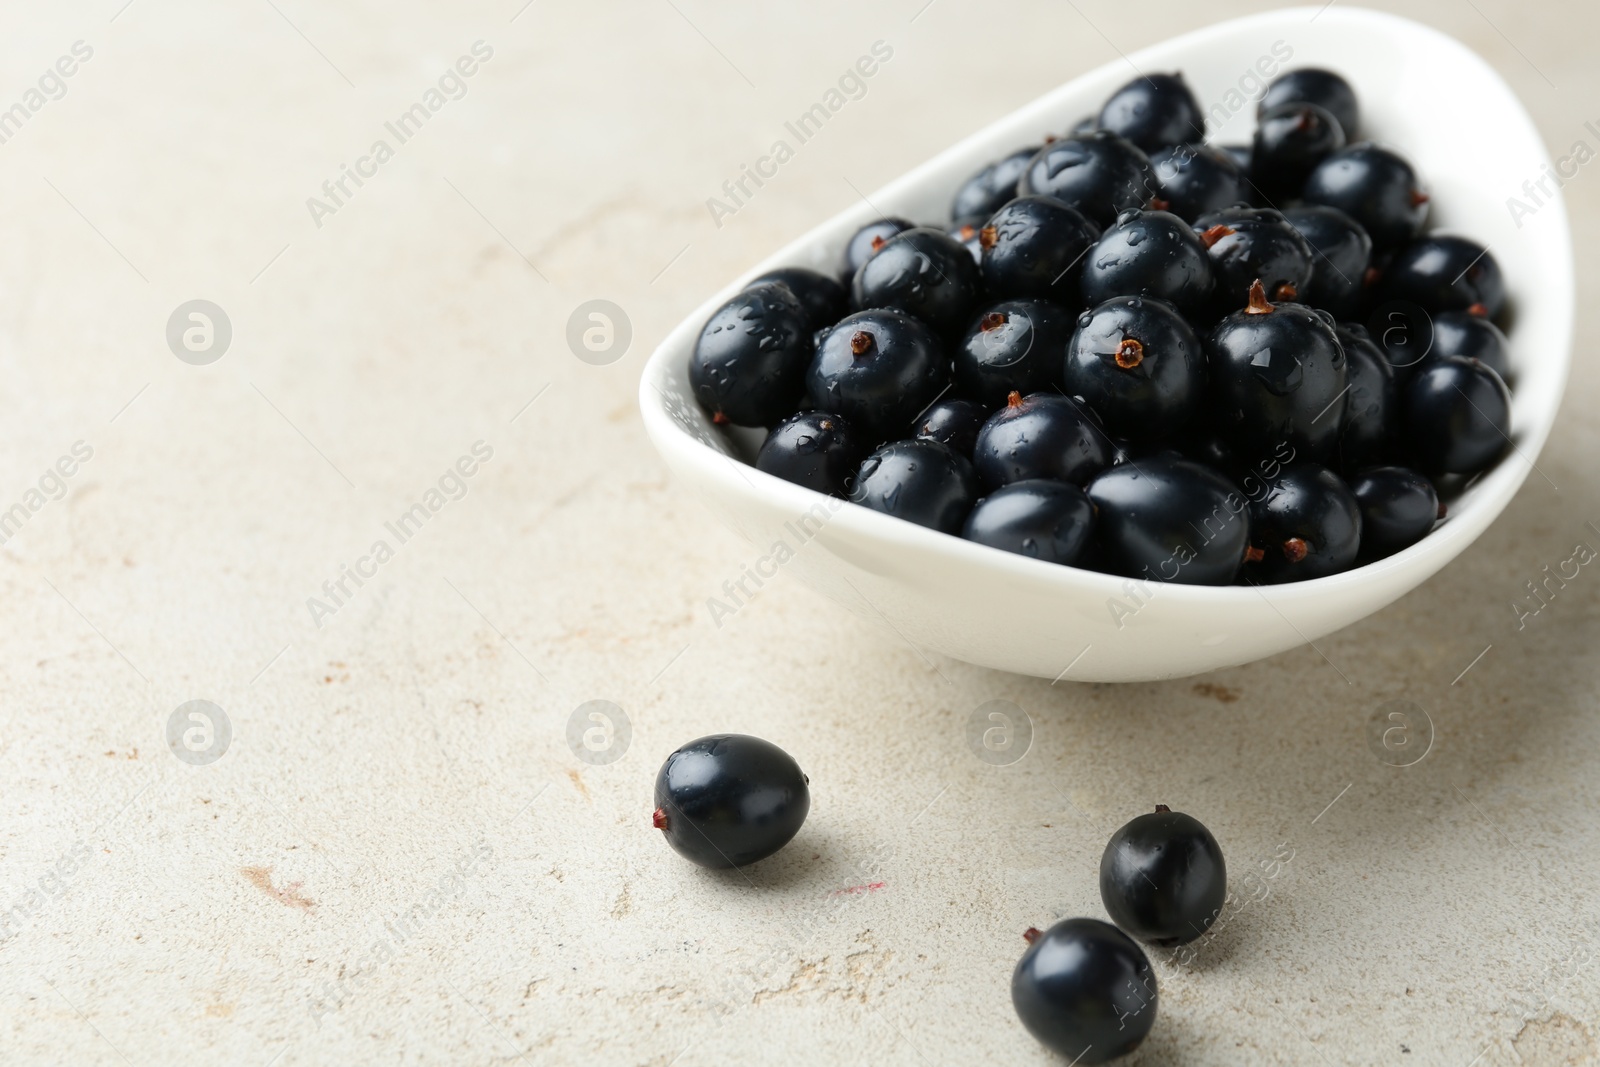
[0,1,1596,1064]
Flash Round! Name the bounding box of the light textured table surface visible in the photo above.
[0,1,1597,1064]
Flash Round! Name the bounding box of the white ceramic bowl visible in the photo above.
[639,6,1572,682]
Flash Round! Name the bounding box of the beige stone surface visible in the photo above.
[0,0,1596,1063]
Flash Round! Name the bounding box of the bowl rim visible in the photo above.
[639,4,1573,608]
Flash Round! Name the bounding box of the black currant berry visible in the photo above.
[951,146,1039,221]
[1432,310,1511,382]
[756,411,867,498]
[1193,207,1315,309]
[1402,356,1511,475]
[962,479,1095,566]
[979,195,1100,303]
[852,227,984,338]
[843,217,914,276]
[948,218,985,264]
[748,267,846,332]
[1086,454,1250,585]
[1378,235,1505,320]
[1081,209,1215,319]
[1096,72,1205,153]
[1019,132,1156,229]
[1251,102,1346,202]
[1100,805,1227,946]
[915,397,988,457]
[1259,68,1360,141]
[1206,281,1348,463]
[1336,323,1397,471]
[808,309,948,443]
[956,298,1074,407]
[653,734,809,869]
[1282,205,1373,321]
[973,391,1111,489]
[850,438,979,533]
[690,281,812,427]
[1064,296,1204,440]
[1302,143,1429,250]
[1349,465,1441,560]
[1012,919,1157,1063]
[1148,143,1248,223]
[1242,462,1362,583]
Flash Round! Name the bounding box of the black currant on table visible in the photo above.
[1282,205,1373,321]
[915,398,989,458]
[1402,356,1512,475]
[852,226,983,338]
[1206,280,1348,464]
[1080,209,1216,319]
[1302,143,1429,250]
[978,194,1101,304]
[748,267,846,332]
[808,308,948,443]
[951,145,1039,222]
[1148,142,1249,223]
[1193,206,1315,309]
[1096,71,1205,153]
[1100,805,1228,947]
[850,438,979,533]
[1086,453,1251,585]
[1018,131,1156,229]
[843,217,915,275]
[690,281,812,427]
[1251,102,1346,202]
[1378,234,1506,320]
[973,391,1112,490]
[962,479,1096,566]
[1012,918,1158,1063]
[1064,296,1205,440]
[653,734,810,869]
[1242,462,1363,583]
[1259,67,1360,141]
[755,411,867,498]
[1431,310,1512,382]
[955,298,1074,408]
[1349,465,1441,560]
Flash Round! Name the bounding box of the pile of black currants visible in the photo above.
[689,68,1514,586]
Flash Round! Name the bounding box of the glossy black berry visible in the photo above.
[948,218,984,264]
[850,438,979,533]
[1064,296,1204,440]
[1336,323,1397,471]
[1086,454,1250,585]
[852,227,984,337]
[1096,72,1204,153]
[1252,102,1346,202]
[951,146,1039,221]
[1193,207,1315,309]
[1432,310,1511,382]
[1019,132,1156,229]
[653,734,809,869]
[1302,143,1428,250]
[955,298,1074,407]
[808,308,948,442]
[1081,209,1215,318]
[1402,356,1511,475]
[1259,67,1360,141]
[1012,919,1157,1063]
[1283,205,1372,321]
[978,195,1100,303]
[1365,300,1437,382]
[1378,235,1505,320]
[1148,143,1248,223]
[962,479,1095,565]
[690,282,812,427]
[844,217,914,276]
[756,411,866,497]
[915,398,988,457]
[1100,805,1227,947]
[1206,281,1347,463]
[973,391,1111,490]
[748,267,846,332]
[1242,462,1362,582]
[1349,465,1440,559]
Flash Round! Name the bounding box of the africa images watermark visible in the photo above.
[306,40,495,229]
[0,441,94,548]
[0,40,94,147]
[705,40,895,229]
[306,441,494,628]
[705,494,844,627]
[1505,119,1600,229]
